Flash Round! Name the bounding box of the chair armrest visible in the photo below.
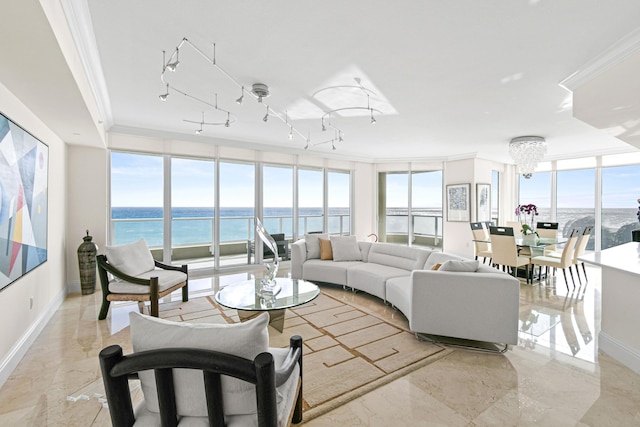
[290,240,307,279]
[97,256,153,286]
[154,260,188,274]
[274,335,302,387]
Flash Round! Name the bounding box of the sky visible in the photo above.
[111,152,350,207]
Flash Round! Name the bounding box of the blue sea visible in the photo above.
[112,207,349,247]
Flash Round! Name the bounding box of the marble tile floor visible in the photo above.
[1,264,639,426]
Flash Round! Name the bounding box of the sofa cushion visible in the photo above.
[304,233,328,259]
[105,239,155,276]
[348,263,411,300]
[358,241,373,262]
[330,235,362,261]
[423,252,464,270]
[129,311,270,417]
[439,260,480,272]
[303,259,363,286]
[385,275,412,319]
[319,238,333,260]
[367,243,430,271]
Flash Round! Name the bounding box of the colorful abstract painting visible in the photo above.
[0,112,48,291]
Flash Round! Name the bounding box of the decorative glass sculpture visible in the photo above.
[255,218,281,295]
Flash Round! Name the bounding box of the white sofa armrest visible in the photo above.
[290,240,307,279]
[410,270,520,345]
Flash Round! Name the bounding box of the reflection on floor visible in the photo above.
[1,264,640,425]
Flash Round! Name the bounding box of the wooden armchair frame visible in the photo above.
[96,254,188,320]
[99,335,303,427]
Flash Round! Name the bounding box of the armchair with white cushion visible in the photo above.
[96,239,188,320]
[99,312,303,427]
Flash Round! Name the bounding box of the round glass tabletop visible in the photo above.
[214,278,320,312]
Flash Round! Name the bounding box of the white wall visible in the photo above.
[66,146,108,293]
[0,81,67,386]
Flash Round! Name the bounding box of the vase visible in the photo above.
[522,234,537,246]
[77,230,98,295]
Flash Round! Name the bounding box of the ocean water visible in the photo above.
[112,206,639,250]
[112,207,349,246]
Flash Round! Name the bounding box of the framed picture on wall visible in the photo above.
[446,183,470,222]
[0,111,49,292]
[476,183,491,222]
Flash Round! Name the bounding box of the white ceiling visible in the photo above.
[4,1,640,163]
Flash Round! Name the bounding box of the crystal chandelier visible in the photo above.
[509,136,547,179]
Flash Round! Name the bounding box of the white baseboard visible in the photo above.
[0,288,66,389]
[599,332,640,375]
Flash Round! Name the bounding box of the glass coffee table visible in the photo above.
[214,278,320,332]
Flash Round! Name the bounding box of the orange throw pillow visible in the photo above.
[431,263,442,271]
[319,238,333,260]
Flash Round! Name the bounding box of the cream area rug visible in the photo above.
[158,290,450,421]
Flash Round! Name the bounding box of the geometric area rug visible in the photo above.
[158,290,451,421]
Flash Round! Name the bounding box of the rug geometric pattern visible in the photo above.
[159,290,450,421]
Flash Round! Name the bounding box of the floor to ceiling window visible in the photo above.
[328,170,351,235]
[556,168,595,241]
[110,152,164,253]
[378,170,443,248]
[111,150,352,270]
[298,168,324,235]
[601,164,640,249]
[519,172,552,224]
[219,161,255,266]
[263,165,294,238]
[171,157,215,269]
[411,171,443,247]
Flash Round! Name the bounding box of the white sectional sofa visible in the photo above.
[291,237,520,346]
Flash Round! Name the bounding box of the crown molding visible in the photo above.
[59,0,113,128]
[560,27,640,91]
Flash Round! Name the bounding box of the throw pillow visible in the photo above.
[129,311,270,417]
[438,260,479,272]
[319,238,333,260]
[330,235,362,261]
[431,263,442,271]
[104,239,155,276]
[304,233,328,259]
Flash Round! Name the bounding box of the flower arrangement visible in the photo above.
[516,203,539,235]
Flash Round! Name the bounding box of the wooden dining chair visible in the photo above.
[489,226,532,283]
[536,222,559,255]
[470,222,492,264]
[530,228,580,291]
[572,226,593,285]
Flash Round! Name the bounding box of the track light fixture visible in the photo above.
[166,48,180,72]
[159,83,169,101]
[158,38,386,151]
[236,86,244,105]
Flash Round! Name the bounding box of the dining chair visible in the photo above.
[530,228,581,291]
[536,222,559,255]
[572,226,593,285]
[470,222,492,264]
[489,226,532,283]
[505,221,524,236]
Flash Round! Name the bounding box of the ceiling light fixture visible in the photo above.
[159,38,387,151]
[236,86,244,105]
[315,81,382,133]
[158,83,169,101]
[509,136,547,179]
[166,48,180,72]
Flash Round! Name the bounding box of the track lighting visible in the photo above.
[159,83,169,101]
[158,38,391,152]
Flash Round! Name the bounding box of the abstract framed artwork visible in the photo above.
[0,111,48,291]
[476,183,491,222]
[446,183,470,222]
